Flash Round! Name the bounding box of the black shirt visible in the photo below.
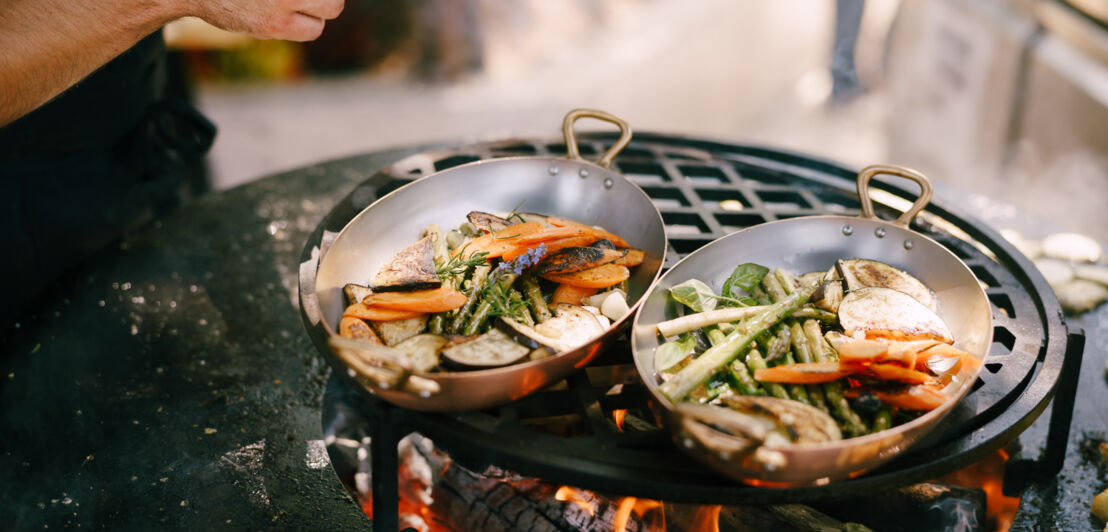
[0,31,215,328]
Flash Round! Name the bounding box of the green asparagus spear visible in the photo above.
[659,285,815,402]
[802,319,868,436]
[745,347,791,400]
[788,322,829,413]
[463,272,519,335]
[448,264,491,334]
[520,275,552,323]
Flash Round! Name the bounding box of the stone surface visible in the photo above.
[0,147,421,530]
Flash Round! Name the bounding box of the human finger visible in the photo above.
[280,11,326,41]
[291,0,345,21]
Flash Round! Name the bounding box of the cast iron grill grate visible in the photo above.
[313,133,1081,525]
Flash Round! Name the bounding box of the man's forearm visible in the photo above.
[0,0,181,127]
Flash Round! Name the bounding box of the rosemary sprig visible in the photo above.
[436,246,489,278]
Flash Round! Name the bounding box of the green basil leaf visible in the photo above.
[654,333,698,372]
[721,263,769,301]
[669,279,718,312]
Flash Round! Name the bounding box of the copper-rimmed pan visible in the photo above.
[299,109,667,411]
[630,165,992,485]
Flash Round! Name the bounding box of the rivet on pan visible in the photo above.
[874,227,887,238]
[548,164,560,175]
[842,225,854,236]
[904,239,915,250]
[579,167,590,178]
[603,177,614,189]
[346,368,356,378]
[419,390,432,398]
[683,437,694,449]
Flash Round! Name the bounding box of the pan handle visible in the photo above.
[856,164,934,227]
[562,109,633,169]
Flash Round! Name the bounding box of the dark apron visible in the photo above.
[0,31,215,328]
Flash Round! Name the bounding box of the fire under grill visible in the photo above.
[310,133,1085,530]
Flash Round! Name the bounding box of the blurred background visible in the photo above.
[167,0,1108,245]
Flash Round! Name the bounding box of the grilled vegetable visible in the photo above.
[838,287,953,343]
[440,328,531,368]
[496,316,562,352]
[362,286,467,313]
[811,278,844,313]
[343,303,424,322]
[531,303,606,352]
[659,285,816,402]
[370,236,442,292]
[344,283,374,306]
[467,211,513,234]
[534,246,627,275]
[837,258,935,310]
[678,395,841,448]
[551,283,598,306]
[754,362,855,384]
[393,334,447,373]
[540,263,630,288]
[369,315,429,346]
[339,317,381,343]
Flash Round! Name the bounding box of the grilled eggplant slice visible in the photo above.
[838,287,953,343]
[534,246,627,275]
[497,317,562,351]
[393,334,447,373]
[343,283,374,306]
[467,211,513,234]
[811,279,844,314]
[836,258,935,310]
[440,328,531,368]
[370,236,441,292]
[370,315,429,346]
[531,303,606,352]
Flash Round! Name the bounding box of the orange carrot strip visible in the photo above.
[875,384,949,411]
[546,217,631,248]
[339,317,382,343]
[502,234,603,262]
[865,363,937,385]
[551,284,599,306]
[540,264,629,288]
[612,248,645,267]
[343,303,424,322]
[753,362,856,384]
[362,286,467,313]
[454,222,545,259]
[837,339,888,363]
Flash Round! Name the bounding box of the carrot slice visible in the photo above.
[540,264,629,288]
[454,222,545,259]
[753,362,856,384]
[837,339,888,362]
[612,248,644,267]
[339,316,382,343]
[546,217,631,248]
[511,226,590,246]
[874,384,949,411]
[343,303,424,322]
[865,363,937,385]
[362,286,467,313]
[551,284,599,306]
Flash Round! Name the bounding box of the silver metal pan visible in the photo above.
[630,165,992,485]
[301,109,667,411]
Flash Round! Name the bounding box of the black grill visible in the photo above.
[309,133,1083,530]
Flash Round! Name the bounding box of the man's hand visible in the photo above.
[193,0,346,42]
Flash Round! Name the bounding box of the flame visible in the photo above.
[936,448,1020,532]
[688,505,722,532]
[614,497,636,532]
[612,409,628,431]
[555,486,596,517]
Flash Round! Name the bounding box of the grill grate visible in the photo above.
[310,133,1081,528]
